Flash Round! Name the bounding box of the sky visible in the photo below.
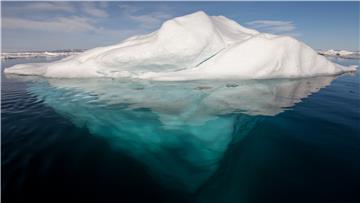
[1,1,359,52]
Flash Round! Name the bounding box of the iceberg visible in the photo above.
[4,11,356,80]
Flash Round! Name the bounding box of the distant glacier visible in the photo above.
[318,49,360,59]
[2,49,358,61]
[1,49,84,60]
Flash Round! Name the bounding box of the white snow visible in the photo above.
[4,11,357,80]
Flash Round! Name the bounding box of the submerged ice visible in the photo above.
[13,74,337,192]
[4,11,356,80]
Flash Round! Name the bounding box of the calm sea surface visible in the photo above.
[2,57,360,203]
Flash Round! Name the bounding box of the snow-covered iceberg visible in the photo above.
[4,11,356,80]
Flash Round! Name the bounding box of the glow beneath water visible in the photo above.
[2,57,360,202]
[10,73,337,191]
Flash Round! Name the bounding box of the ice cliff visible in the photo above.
[4,11,356,80]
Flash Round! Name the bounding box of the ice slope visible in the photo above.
[4,11,356,80]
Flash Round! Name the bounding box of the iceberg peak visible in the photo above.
[4,11,356,80]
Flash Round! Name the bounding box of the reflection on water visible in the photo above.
[5,74,337,191]
[10,75,337,117]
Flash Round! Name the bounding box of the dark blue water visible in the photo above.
[2,57,360,203]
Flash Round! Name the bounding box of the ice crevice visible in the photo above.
[194,48,226,68]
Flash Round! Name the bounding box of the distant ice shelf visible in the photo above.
[4,11,357,80]
[318,49,360,59]
[2,49,357,60]
[1,49,84,60]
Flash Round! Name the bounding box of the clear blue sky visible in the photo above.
[1,1,359,52]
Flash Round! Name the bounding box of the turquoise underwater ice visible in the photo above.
[23,75,336,192]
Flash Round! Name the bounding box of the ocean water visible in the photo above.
[2,57,360,203]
